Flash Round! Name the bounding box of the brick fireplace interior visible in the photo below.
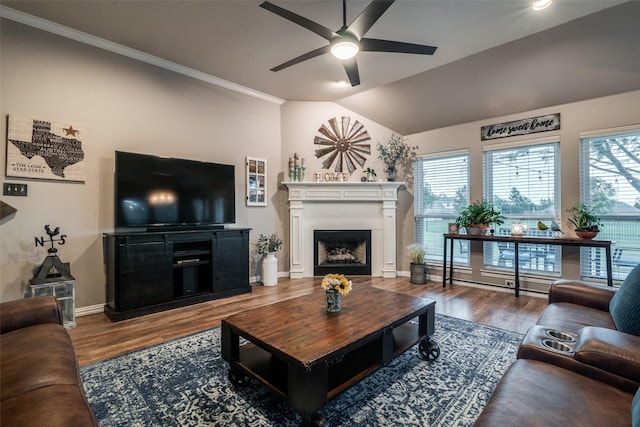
[313,230,372,276]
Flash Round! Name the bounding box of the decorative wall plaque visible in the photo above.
[481,113,560,141]
[6,115,86,182]
[314,116,371,174]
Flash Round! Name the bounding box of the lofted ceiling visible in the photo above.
[2,0,639,134]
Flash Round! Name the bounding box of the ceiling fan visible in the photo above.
[260,0,437,87]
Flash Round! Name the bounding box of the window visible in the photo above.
[483,139,561,274]
[580,127,640,281]
[414,151,469,264]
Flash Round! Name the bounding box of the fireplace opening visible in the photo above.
[314,230,372,276]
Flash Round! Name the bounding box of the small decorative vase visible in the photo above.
[385,164,397,182]
[261,252,278,286]
[325,288,341,313]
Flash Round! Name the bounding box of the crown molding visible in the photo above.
[0,6,285,105]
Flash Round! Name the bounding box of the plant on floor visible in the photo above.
[255,233,283,255]
[455,200,504,230]
[566,202,602,232]
[406,244,426,265]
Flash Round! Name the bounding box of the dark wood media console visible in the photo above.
[104,228,251,321]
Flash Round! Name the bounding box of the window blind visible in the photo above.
[414,151,469,263]
[483,141,561,274]
[579,128,640,281]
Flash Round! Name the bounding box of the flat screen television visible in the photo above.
[115,151,235,229]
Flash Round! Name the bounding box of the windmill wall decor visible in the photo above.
[314,116,371,174]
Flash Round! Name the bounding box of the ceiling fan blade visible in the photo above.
[260,1,337,41]
[360,38,437,55]
[342,58,360,87]
[347,0,395,40]
[270,45,331,71]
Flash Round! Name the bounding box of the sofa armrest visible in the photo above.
[548,279,616,311]
[0,296,63,334]
[575,326,640,384]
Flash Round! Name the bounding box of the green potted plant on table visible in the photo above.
[567,202,602,239]
[256,233,283,286]
[406,244,427,284]
[455,200,504,235]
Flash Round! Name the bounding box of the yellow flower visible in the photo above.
[321,273,352,296]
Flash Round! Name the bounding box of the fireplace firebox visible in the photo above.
[314,230,372,276]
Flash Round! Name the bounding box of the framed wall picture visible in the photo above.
[246,157,267,206]
[6,114,87,182]
[448,223,460,234]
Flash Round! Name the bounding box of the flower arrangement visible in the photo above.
[255,233,283,255]
[321,273,352,296]
[377,133,418,166]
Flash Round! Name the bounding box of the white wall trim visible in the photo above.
[0,6,285,106]
[76,303,104,317]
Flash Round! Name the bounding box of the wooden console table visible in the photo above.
[442,233,613,297]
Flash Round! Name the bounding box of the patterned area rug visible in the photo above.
[80,314,522,426]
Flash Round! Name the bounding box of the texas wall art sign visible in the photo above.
[6,115,86,182]
[481,113,560,141]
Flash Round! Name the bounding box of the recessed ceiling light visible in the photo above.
[532,0,552,11]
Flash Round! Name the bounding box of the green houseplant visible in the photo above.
[455,200,504,235]
[567,202,602,239]
[362,167,377,182]
[406,244,427,284]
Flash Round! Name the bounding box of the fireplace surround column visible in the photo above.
[284,181,403,278]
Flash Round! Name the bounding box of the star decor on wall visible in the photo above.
[314,116,371,174]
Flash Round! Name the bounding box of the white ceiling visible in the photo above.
[2,0,640,134]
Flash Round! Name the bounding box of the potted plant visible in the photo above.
[256,233,283,286]
[362,167,377,182]
[406,244,427,284]
[567,202,602,239]
[455,200,504,235]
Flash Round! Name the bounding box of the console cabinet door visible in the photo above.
[212,230,249,292]
[116,240,173,311]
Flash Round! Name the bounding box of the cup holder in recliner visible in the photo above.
[540,338,575,354]
[544,329,576,343]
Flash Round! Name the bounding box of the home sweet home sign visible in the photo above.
[481,113,560,141]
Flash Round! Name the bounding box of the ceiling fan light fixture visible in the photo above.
[532,0,552,11]
[331,40,359,60]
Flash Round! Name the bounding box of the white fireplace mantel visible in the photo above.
[283,181,404,278]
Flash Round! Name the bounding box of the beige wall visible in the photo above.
[0,21,283,306]
[2,18,639,308]
[408,90,640,289]
[279,101,415,272]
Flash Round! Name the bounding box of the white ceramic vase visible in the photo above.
[261,252,278,286]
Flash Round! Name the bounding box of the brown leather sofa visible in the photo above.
[1,296,97,426]
[475,276,640,426]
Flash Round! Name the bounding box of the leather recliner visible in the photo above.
[0,296,98,426]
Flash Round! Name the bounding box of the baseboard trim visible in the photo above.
[76,304,105,317]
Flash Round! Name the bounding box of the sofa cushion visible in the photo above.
[0,323,81,401]
[1,384,97,427]
[474,359,633,426]
[536,302,615,335]
[610,263,640,336]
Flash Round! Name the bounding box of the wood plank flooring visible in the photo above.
[68,277,547,366]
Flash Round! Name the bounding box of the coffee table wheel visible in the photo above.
[418,338,440,361]
[228,369,249,388]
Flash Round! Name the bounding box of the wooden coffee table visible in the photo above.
[221,285,439,426]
